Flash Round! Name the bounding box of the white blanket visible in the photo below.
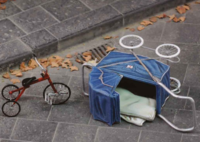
[115,87,156,126]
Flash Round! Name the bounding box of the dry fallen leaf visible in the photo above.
[69,66,79,71]
[16,72,23,77]
[20,62,32,72]
[0,0,7,4]
[61,63,68,69]
[76,58,83,64]
[173,17,181,22]
[149,17,157,23]
[137,26,145,31]
[51,62,59,68]
[114,36,119,39]
[106,46,115,52]
[28,59,38,69]
[83,55,92,62]
[176,6,186,14]
[129,28,135,32]
[82,51,92,56]
[140,20,153,26]
[41,62,50,68]
[53,55,64,62]
[103,36,112,40]
[195,1,200,4]
[10,79,20,84]
[11,70,21,75]
[168,14,176,20]
[179,16,186,22]
[0,5,6,10]
[125,27,129,29]
[2,72,10,79]
[66,54,72,58]
[39,58,48,63]
[183,5,190,10]
[156,14,167,19]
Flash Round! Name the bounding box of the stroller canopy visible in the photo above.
[89,51,170,126]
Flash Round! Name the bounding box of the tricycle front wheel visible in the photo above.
[43,82,71,105]
[2,84,20,100]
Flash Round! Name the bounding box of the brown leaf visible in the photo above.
[53,55,64,62]
[156,14,167,19]
[179,16,186,22]
[39,58,48,63]
[176,6,186,14]
[61,63,68,69]
[183,5,190,10]
[51,62,59,68]
[106,46,115,52]
[66,54,72,58]
[114,36,119,39]
[83,55,92,62]
[11,70,21,75]
[75,58,83,64]
[3,72,10,79]
[0,0,7,4]
[0,5,6,10]
[16,72,23,77]
[137,26,145,31]
[173,17,181,22]
[10,79,20,84]
[129,28,135,32]
[41,62,50,68]
[195,1,200,4]
[140,20,153,26]
[125,27,129,29]
[82,51,92,56]
[168,14,176,20]
[149,17,157,23]
[20,62,32,72]
[63,59,71,64]
[74,52,78,56]
[28,59,38,69]
[48,56,57,63]
[103,36,112,40]
[69,66,79,71]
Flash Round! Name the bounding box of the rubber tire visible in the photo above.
[2,100,21,117]
[43,82,71,105]
[2,84,20,100]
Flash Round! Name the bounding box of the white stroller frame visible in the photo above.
[82,35,197,132]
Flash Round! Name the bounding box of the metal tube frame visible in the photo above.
[82,63,94,96]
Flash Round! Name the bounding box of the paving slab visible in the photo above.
[139,131,182,142]
[0,117,16,139]
[95,127,140,142]
[11,119,57,142]
[10,6,58,33]
[42,0,90,21]
[182,135,200,142]
[185,87,200,111]
[21,29,58,56]
[53,123,98,142]
[0,39,31,71]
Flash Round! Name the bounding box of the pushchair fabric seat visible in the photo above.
[89,51,170,126]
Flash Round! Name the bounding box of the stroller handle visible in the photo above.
[82,63,94,96]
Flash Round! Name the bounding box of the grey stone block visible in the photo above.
[80,0,116,10]
[17,96,51,120]
[21,29,58,56]
[130,108,175,133]
[139,131,182,142]
[185,87,200,111]
[53,123,98,142]
[11,119,57,142]
[161,23,200,44]
[10,7,58,33]
[95,127,140,142]
[0,19,25,44]
[0,39,32,71]
[13,0,50,10]
[164,86,189,109]
[47,5,123,49]
[42,0,90,21]
[183,64,200,87]
[0,117,16,139]
[48,100,90,124]
[0,2,21,20]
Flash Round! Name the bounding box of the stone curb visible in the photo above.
[0,0,193,72]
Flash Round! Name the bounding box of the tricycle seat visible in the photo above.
[22,77,36,87]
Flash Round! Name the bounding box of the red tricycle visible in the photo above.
[1,54,71,117]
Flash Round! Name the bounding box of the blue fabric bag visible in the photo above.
[89,51,170,126]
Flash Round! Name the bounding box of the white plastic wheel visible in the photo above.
[156,44,180,59]
[119,35,144,49]
[170,77,181,93]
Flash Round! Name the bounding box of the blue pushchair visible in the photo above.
[82,35,197,132]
